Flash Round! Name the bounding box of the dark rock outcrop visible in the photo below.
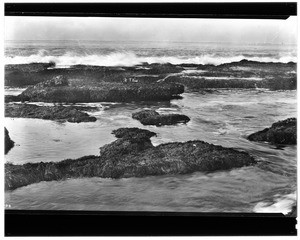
[100,128,157,160]
[5,61,296,90]
[33,75,69,88]
[247,118,296,145]
[5,95,30,103]
[5,103,97,123]
[164,61,296,91]
[5,156,100,190]
[18,81,184,103]
[165,76,260,90]
[5,127,14,154]
[5,127,256,190]
[132,109,190,126]
[5,62,56,87]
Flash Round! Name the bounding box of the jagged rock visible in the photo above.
[247,118,296,145]
[5,127,256,190]
[5,127,14,154]
[132,109,190,126]
[5,103,97,123]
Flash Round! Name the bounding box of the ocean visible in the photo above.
[5,40,297,67]
[4,40,297,213]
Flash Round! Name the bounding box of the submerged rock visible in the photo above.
[132,109,190,126]
[5,127,256,190]
[5,127,14,154]
[5,103,97,123]
[18,81,184,103]
[247,118,296,145]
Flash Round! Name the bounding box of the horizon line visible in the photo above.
[4,39,297,45]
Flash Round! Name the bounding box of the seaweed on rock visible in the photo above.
[19,81,184,103]
[247,118,297,145]
[132,109,190,126]
[5,127,256,190]
[5,103,97,123]
[5,128,14,154]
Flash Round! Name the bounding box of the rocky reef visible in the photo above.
[247,118,297,145]
[5,60,296,91]
[5,127,15,154]
[5,62,56,87]
[164,60,296,91]
[5,95,29,103]
[5,127,256,190]
[132,109,190,126]
[5,103,97,123]
[16,76,184,103]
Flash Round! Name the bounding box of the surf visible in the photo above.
[5,51,297,67]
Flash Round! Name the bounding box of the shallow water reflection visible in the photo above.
[5,89,297,213]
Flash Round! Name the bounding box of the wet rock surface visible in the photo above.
[18,81,184,103]
[33,75,69,88]
[247,118,297,145]
[5,60,296,91]
[132,109,190,126]
[5,127,256,190]
[5,103,97,123]
[5,127,14,154]
[5,62,56,86]
[5,95,30,103]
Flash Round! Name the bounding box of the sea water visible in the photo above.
[5,40,296,66]
[4,40,297,213]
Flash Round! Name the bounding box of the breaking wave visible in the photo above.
[5,51,297,67]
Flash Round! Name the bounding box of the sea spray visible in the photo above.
[5,51,297,67]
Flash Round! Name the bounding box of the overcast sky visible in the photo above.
[5,16,297,44]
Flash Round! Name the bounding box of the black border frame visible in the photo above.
[5,210,297,236]
[4,2,298,236]
[5,2,297,18]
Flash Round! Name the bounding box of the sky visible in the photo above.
[4,16,297,44]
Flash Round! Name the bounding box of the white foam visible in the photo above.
[26,102,56,107]
[187,76,263,81]
[182,69,207,74]
[4,88,27,96]
[253,191,296,214]
[5,51,297,67]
